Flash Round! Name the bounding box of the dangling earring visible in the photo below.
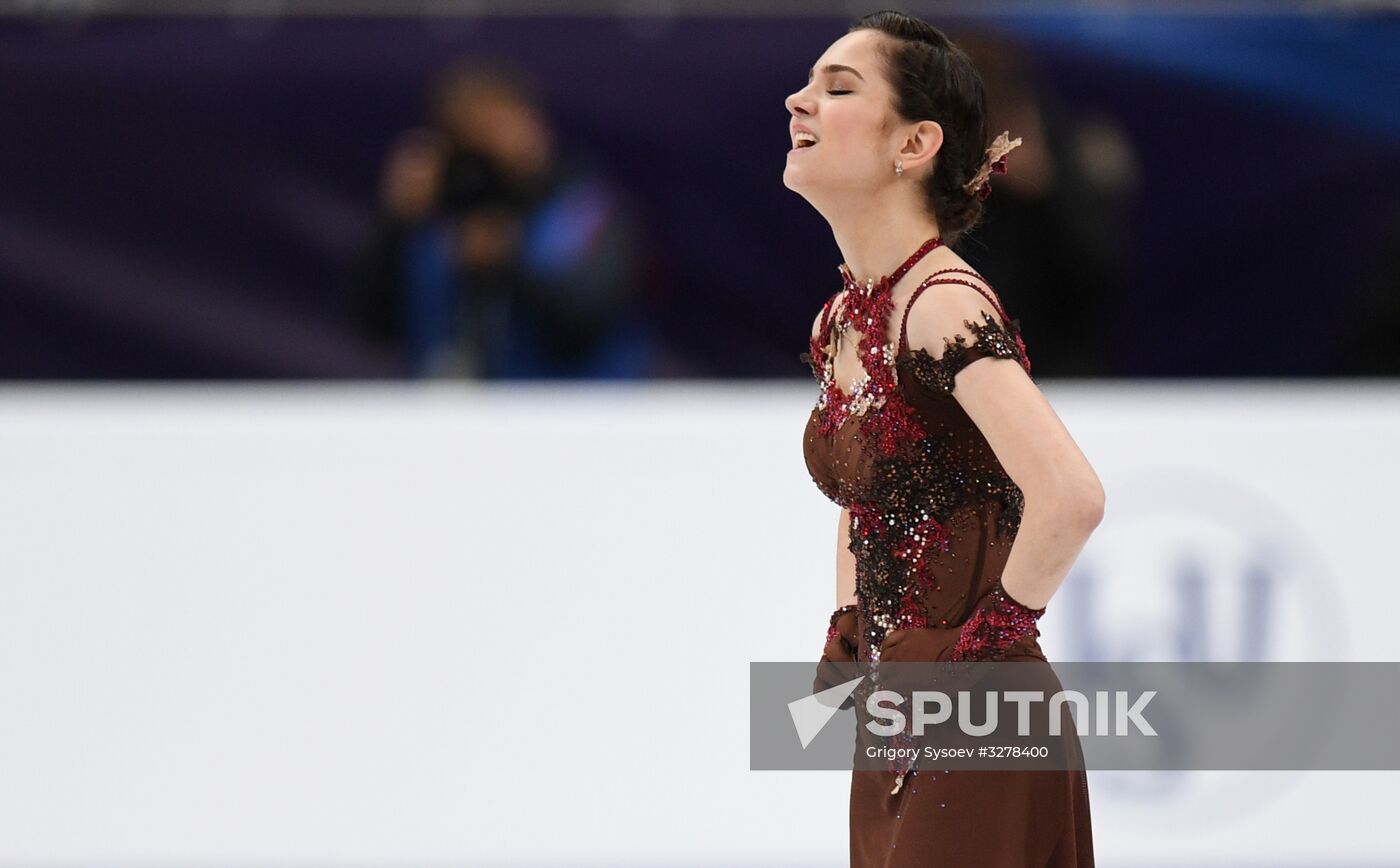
[895,160,904,177]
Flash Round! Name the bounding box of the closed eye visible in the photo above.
[828,90,852,95]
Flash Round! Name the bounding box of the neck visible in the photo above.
[823,195,944,284]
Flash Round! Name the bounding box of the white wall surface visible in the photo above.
[0,381,1395,867]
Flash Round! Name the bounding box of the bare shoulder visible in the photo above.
[901,274,1006,363]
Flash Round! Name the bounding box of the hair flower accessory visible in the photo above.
[963,130,1023,201]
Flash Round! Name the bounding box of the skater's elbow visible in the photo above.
[1026,472,1105,535]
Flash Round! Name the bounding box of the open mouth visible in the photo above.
[792,131,818,150]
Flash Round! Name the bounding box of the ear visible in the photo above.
[897,120,944,175]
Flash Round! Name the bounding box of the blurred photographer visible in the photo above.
[355,60,651,379]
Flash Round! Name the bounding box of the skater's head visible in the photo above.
[783,11,992,244]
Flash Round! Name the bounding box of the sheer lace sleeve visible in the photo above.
[906,311,1031,394]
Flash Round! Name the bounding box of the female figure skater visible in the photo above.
[789,11,1103,866]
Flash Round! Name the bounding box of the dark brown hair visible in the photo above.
[849,11,991,245]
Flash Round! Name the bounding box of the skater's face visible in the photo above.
[782,30,904,197]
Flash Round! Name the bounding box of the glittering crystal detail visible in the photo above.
[802,253,1037,666]
[825,603,858,651]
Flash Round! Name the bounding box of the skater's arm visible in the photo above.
[837,507,857,609]
[904,284,1105,611]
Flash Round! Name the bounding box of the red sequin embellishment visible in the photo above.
[803,241,1038,682]
[809,237,944,438]
[946,578,1046,662]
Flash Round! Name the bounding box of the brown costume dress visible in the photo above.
[801,264,1095,867]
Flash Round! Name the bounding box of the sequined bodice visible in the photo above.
[800,268,1038,663]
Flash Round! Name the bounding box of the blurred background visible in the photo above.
[3,1,1398,380]
[0,1,1397,866]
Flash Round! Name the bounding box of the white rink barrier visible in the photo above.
[0,381,1395,867]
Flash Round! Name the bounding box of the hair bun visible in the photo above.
[850,11,995,244]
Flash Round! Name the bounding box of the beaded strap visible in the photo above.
[898,270,1003,353]
[946,578,1045,662]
